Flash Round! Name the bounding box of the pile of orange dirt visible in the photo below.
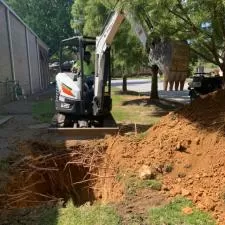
[103,90,225,224]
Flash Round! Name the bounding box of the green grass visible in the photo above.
[32,99,55,123]
[148,197,216,225]
[39,201,121,225]
[125,176,162,195]
[125,213,146,225]
[0,159,10,192]
[0,159,9,171]
[111,89,160,125]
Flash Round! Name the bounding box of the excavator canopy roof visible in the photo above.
[60,36,96,47]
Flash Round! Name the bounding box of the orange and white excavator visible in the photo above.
[49,11,189,136]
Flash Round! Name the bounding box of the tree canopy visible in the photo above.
[5,0,225,78]
[71,0,148,77]
[5,0,74,55]
[118,0,225,76]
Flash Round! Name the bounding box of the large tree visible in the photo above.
[6,0,74,55]
[121,0,225,80]
[71,0,161,99]
[72,0,225,100]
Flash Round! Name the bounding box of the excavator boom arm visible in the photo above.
[94,11,148,115]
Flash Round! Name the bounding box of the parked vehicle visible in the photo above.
[188,73,223,100]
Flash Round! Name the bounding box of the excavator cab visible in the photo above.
[59,37,95,74]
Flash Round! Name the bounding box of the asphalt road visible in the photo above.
[112,79,190,104]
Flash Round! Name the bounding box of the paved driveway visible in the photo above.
[112,79,190,104]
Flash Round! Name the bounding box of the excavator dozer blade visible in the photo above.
[48,127,118,137]
[48,113,118,137]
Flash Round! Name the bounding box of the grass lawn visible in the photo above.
[32,99,55,123]
[38,201,121,225]
[111,88,170,125]
[125,175,162,195]
[148,197,216,225]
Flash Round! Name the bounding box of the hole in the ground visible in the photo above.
[0,141,108,209]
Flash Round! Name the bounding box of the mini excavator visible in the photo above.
[49,11,148,136]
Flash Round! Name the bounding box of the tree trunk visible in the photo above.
[150,65,159,99]
[221,62,225,88]
[122,75,127,92]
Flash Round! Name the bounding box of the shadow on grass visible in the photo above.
[115,90,147,96]
[0,204,59,225]
[121,98,183,117]
[122,98,181,108]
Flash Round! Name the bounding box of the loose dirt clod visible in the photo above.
[138,165,156,180]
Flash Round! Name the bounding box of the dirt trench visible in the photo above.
[0,140,122,209]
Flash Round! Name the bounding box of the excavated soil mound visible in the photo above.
[104,90,225,224]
